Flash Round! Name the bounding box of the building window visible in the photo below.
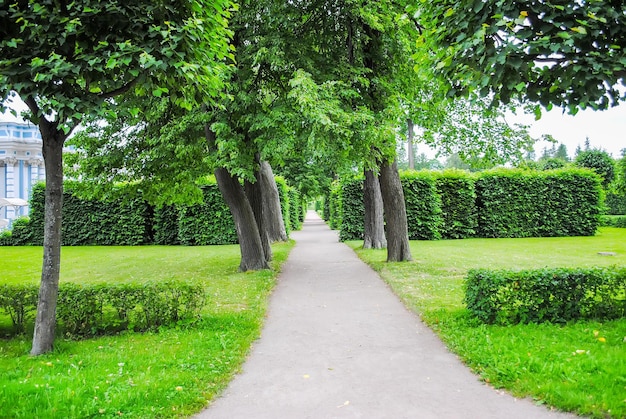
[0,130,7,136]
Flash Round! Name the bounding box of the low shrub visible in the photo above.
[0,230,12,246]
[465,267,626,325]
[599,215,626,228]
[0,281,206,337]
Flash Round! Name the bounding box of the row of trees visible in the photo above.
[2,1,624,354]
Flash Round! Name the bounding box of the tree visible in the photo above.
[554,143,570,162]
[418,0,626,113]
[575,149,616,187]
[0,0,234,355]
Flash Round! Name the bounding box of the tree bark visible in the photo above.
[31,122,66,355]
[362,169,386,249]
[379,159,412,262]
[215,167,269,271]
[259,161,288,242]
[244,173,272,263]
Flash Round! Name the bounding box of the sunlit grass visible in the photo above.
[0,241,294,418]
[350,227,626,418]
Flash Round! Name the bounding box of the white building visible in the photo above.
[0,121,45,226]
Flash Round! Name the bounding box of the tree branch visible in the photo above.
[99,76,142,99]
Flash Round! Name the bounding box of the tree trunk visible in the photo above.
[259,161,288,242]
[407,119,415,170]
[244,173,272,263]
[215,167,269,271]
[31,124,66,355]
[379,159,412,262]
[362,169,386,249]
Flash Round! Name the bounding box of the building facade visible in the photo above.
[0,121,45,224]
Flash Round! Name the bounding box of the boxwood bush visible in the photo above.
[0,281,206,337]
[465,267,626,325]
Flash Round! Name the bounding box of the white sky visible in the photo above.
[518,104,626,159]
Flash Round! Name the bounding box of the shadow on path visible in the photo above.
[194,211,577,419]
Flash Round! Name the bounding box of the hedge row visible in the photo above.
[599,215,626,228]
[0,281,205,337]
[329,168,603,241]
[606,191,626,215]
[2,178,303,246]
[464,267,626,325]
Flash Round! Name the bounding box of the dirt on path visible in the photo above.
[194,211,578,419]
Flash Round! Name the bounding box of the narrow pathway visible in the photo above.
[194,211,577,419]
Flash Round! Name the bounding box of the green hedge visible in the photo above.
[332,168,602,241]
[0,281,205,337]
[599,215,626,228]
[465,267,626,325]
[435,170,477,239]
[7,178,302,247]
[276,177,291,235]
[177,183,237,245]
[606,191,626,215]
[328,181,342,230]
[475,168,602,238]
[338,179,364,241]
[402,171,442,240]
[288,187,304,231]
[27,183,152,246]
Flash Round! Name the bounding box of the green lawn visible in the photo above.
[0,242,294,418]
[349,227,626,418]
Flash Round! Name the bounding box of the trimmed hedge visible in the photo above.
[332,168,603,241]
[28,183,152,246]
[276,177,291,235]
[0,281,206,337]
[435,170,477,239]
[402,171,442,240]
[475,168,602,238]
[465,267,626,325]
[177,184,237,245]
[288,187,304,231]
[7,178,302,247]
[339,179,364,241]
[599,215,626,228]
[606,191,626,215]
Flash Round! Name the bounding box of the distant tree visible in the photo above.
[444,153,472,171]
[584,137,591,151]
[575,149,616,187]
[575,144,583,156]
[554,143,569,161]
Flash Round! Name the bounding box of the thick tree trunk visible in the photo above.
[215,167,269,271]
[362,169,386,249]
[244,174,272,263]
[379,159,412,262]
[31,125,66,355]
[259,161,287,242]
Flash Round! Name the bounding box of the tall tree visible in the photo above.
[0,0,233,355]
[418,0,626,114]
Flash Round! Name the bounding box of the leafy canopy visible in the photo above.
[0,0,235,130]
[417,0,626,113]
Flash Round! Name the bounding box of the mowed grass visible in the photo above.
[349,227,626,418]
[0,242,294,418]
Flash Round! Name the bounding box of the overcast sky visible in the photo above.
[518,104,625,159]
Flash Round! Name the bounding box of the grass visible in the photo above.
[0,241,294,418]
[349,227,626,419]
